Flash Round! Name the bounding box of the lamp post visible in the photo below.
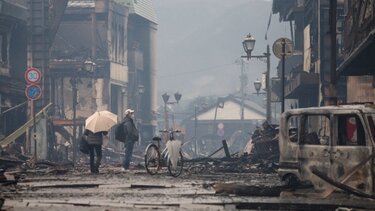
[136,85,145,145]
[69,76,78,164]
[71,60,95,164]
[162,92,182,131]
[242,34,271,123]
[137,85,145,116]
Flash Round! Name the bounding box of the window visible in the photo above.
[287,115,299,143]
[301,115,330,145]
[287,114,331,145]
[337,115,366,146]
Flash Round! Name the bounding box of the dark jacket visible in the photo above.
[84,130,107,145]
[123,117,139,142]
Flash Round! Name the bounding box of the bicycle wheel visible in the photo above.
[144,144,160,175]
[167,151,183,177]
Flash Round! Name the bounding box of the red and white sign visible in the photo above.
[25,67,42,84]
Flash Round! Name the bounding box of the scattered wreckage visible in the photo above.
[3,104,375,210]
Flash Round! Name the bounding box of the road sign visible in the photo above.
[272,38,294,59]
[25,84,42,100]
[25,67,42,84]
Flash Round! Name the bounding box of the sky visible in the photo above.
[153,0,291,104]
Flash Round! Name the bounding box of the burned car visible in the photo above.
[278,104,375,194]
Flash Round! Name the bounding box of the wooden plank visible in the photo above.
[0,103,52,147]
[213,183,286,196]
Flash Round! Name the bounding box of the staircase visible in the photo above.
[0,103,52,147]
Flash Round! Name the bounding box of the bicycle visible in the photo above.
[144,129,184,177]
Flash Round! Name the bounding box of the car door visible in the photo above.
[297,114,332,191]
[331,112,373,194]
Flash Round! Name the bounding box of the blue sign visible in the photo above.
[25,84,42,100]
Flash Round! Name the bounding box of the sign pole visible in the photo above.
[32,99,37,162]
[24,67,42,164]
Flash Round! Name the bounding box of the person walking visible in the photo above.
[84,129,108,173]
[122,109,139,171]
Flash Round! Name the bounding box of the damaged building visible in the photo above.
[0,0,157,163]
[272,0,375,107]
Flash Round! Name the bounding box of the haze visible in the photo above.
[154,0,290,101]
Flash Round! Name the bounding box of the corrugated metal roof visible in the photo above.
[117,0,157,24]
[68,0,95,8]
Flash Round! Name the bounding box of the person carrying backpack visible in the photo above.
[120,109,139,171]
[83,129,108,174]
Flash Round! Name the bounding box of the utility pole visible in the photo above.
[265,45,271,122]
[194,105,198,156]
[240,58,245,130]
[328,0,337,106]
[71,77,77,164]
[281,39,286,113]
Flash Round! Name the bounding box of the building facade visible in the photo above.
[272,0,347,110]
[1,0,158,161]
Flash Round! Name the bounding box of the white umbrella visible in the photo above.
[85,110,118,133]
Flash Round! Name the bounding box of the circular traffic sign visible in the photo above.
[25,67,42,84]
[25,84,42,100]
[272,38,294,59]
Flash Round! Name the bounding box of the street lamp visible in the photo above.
[162,92,182,131]
[254,79,262,95]
[243,34,256,59]
[241,34,271,122]
[83,59,96,73]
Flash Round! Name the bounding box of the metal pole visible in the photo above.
[72,77,77,165]
[329,0,337,105]
[91,11,97,60]
[194,106,197,156]
[32,100,37,162]
[281,39,286,113]
[240,59,245,130]
[164,102,169,130]
[213,104,218,135]
[266,45,272,122]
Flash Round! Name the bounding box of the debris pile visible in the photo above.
[250,121,279,162]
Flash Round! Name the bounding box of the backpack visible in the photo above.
[79,134,89,154]
[115,122,126,142]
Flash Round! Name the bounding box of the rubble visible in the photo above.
[249,121,279,162]
[185,123,280,175]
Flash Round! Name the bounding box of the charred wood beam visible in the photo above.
[214,183,287,196]
[311,166,375,199]
[35,160,73,167]
[222,140,231,158]
[0,180,17,186]
[0,101,27,117]
[321,153,375,198]
[130,184,169,189]
[53,126,73,141]
[31,183,100,189]
[52,119,85,126]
